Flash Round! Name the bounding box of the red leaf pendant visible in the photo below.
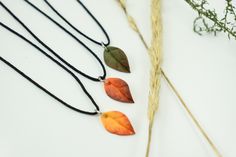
[104,78,134,103]
[100,111,135,136]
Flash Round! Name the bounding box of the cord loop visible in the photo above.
[101,42,108,50]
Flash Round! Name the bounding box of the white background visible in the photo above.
[0,0,235,157]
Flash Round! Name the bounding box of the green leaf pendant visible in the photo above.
[104,46,131,73]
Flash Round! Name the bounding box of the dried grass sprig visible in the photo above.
[186,0,236,39]
[117,0,148,49]
[116,0,222,157]
[145,1,162,157]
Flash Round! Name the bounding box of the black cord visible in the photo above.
[0,1,106,82]
[44,0,110,47]
[0,22,100,116]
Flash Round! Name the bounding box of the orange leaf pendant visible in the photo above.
[104,78,134,103]
[100,111,135,136]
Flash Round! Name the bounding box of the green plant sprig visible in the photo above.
[185,0,236,39]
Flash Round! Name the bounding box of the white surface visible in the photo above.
[0,0,235,157]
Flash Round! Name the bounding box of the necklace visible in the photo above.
[0,2,134,103]
[44,0,131,73]
[0,22,135,136]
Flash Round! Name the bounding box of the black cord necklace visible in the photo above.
[0,21,99,116]
[48,0,111,47]
[43,0,131,73]
[0,1,134,103]
[0,1,105,82]
[0,22,135,136]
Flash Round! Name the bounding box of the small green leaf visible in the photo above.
[104,46,130,73]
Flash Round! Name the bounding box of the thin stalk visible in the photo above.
[116,0,222,157]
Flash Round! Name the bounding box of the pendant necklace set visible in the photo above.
[0,0,135,136]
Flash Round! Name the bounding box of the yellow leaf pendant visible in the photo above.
[100,111,135,136]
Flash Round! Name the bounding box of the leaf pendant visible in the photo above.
[104,46,131,73]
[104,78,134,103]
[100,111,135,136]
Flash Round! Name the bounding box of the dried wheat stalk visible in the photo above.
[116,0,222,157]
[117,0,162,156]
